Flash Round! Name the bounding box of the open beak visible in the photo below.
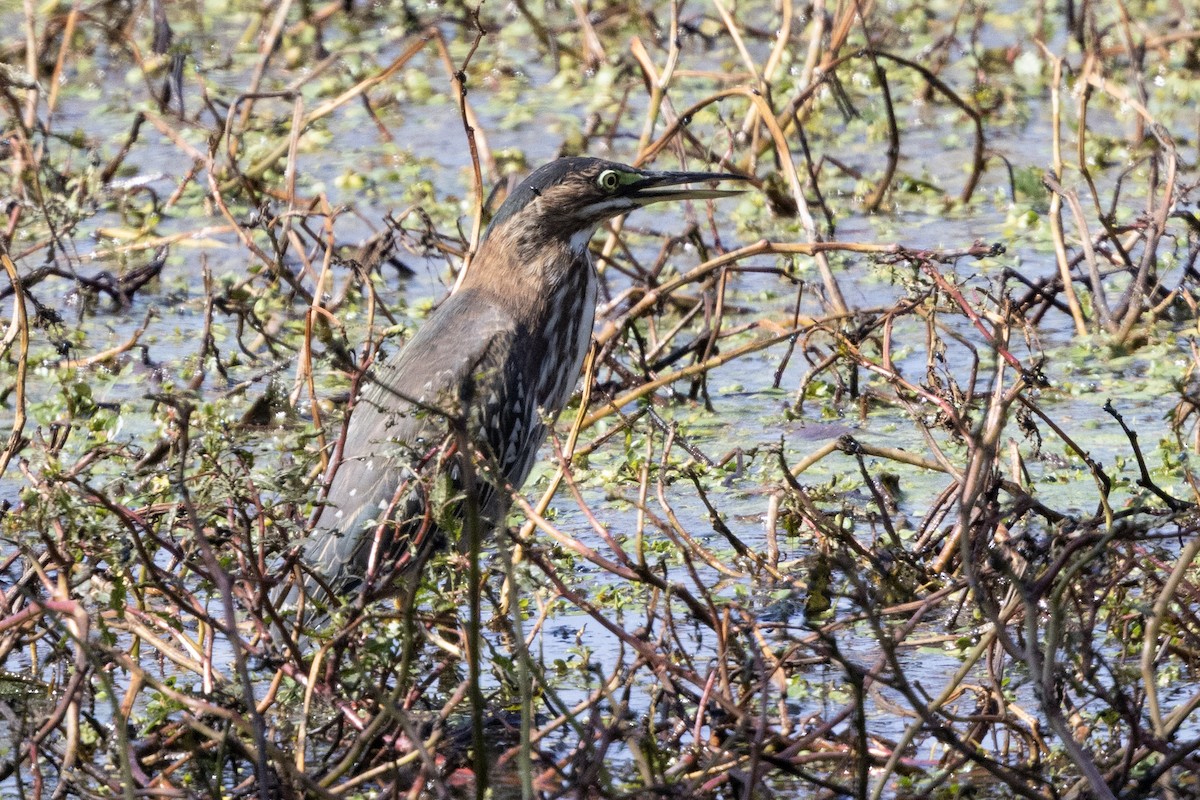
[626,169,749,205]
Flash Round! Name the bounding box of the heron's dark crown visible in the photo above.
[482,157,646,243]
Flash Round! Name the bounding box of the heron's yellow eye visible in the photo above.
[597,170,621,192]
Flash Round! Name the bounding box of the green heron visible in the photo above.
[298,157,745,604]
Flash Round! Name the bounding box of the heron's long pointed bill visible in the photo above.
[628,171,748,205]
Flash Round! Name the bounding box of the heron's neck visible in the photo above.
[463,220,599,325]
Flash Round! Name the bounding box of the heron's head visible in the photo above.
[483,157,746,252]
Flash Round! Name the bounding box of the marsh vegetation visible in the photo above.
[1,0,1199,797]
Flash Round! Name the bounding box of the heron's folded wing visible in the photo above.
[302,290,516,587]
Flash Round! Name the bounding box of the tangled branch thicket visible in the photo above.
[1,0,1199,797]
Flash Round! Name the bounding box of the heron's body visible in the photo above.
[299,157,742,603]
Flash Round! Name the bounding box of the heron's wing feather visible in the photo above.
[301,290,515,590]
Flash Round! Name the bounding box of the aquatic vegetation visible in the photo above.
[1,0,1198,797]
